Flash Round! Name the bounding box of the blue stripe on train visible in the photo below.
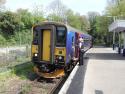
[66,31,75,64]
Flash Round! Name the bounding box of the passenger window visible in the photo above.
[33,30,38,45]
[56,26,66,47]
[72,36,74,46]
[72,37,74,42]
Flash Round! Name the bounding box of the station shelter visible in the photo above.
[108,20,125,56]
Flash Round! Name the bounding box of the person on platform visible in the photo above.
[78,37,84,66]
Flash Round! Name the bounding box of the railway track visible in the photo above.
[27,74,68,94]
[0,62,75,94]
[48,76,68,94]
[48,63,77,94]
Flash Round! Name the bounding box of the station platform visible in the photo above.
[59,47,125,94]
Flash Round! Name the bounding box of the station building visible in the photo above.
[109,20,125,56]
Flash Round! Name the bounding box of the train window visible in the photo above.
[33,30,38,38]
[72,37,74,42]
[56,26,66,47]
[72,36,75,46]
[33,29,38,45]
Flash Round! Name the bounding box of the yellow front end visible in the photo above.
[54,47,66,64]
[32,23,67,78]
[34,66,65,78]
[31,45,38,61]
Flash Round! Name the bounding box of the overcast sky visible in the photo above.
[5,0,107,15]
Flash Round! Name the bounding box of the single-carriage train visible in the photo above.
[31,22,92,78]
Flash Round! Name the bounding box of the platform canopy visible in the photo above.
[109,20,125,32]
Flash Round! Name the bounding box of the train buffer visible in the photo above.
[59,47,125,94]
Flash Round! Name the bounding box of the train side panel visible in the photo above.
[79,33,92,52]
[83,35,92,51]
[66,31,75,64]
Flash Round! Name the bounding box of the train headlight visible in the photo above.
[34,53,38,57]
[59,56,62,60]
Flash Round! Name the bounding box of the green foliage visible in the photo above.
[47,9,88,32]
[0,11,20,35]
[47,13,62,22]
[0,9,44,46]
[17,9,34,29]
[87,12,98,44]
[66,11,82,30]
[13,62,33,79]
[0,34,6,45]
[33,15,45,24]
[0,0,6,11]
[87,12,113,46]
[0,1,89,46]
[13,30,32,45]
[96,16,113,46]
[106,0,125,17]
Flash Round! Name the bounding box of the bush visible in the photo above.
[0,34,6,45]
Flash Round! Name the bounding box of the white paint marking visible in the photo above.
[59,63,79,94]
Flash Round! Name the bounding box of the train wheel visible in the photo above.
[64,63,71,75]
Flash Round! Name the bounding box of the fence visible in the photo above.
[0,45,31,72]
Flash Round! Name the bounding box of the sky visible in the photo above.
[5,0,107,15]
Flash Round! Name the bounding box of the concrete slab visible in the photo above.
[83,48,125,94]
[59,47,125,94]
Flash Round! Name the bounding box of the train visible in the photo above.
[31,22,92,78]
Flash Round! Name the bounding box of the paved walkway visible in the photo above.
[59,47,125,94]
[83,47,125,94]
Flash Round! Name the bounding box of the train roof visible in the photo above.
[66,25,91,38]
[34,21,91,37]
[35,21,65,27]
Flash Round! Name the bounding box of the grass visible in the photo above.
[0,57,30,69]
[0,60,34,94]
[0,70,16,93]
[20,83,32,94]
[12,62,34,80]
[0,57,33,80]
[0,69,15,80]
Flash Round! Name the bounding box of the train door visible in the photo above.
[75,33,79,58]
[42,30,51,61]
[38,26,55,63]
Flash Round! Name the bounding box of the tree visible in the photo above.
[16,9,34,29]
[79,15,90,31]
[87,11,114,46]
[106,0,125,17]
[31,4,45,24]
[32,3,44,17]
[0,0,6,11]
[46,0,67,22]
[95,16,113,46]
[87,12,100,44]
[0,0,6,6]
[0,11,20,36]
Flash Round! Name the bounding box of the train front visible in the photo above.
[31,22,67,78]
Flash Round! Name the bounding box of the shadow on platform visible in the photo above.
[87,53,125,60]
[95,90,103,94]
[66,57,89,94]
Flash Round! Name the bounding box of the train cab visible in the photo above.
[32,22,67,78]
[31,22,92,78]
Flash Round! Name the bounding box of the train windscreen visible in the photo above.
[56,26,66,47]
[33,28,38,45]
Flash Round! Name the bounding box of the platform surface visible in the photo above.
[59,47,125,94]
